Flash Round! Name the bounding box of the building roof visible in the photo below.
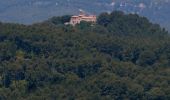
[71,15,96,18]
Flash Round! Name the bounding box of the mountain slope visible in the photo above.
[0,11,170,100]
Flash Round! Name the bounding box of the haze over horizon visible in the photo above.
[0,0,170,30]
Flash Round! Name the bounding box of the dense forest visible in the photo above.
[0,11,170,100]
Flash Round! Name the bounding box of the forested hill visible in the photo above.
[0,11,170,100]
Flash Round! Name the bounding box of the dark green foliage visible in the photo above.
[98,11,168,36]
[47,15,71,25]
[0,11,170,100]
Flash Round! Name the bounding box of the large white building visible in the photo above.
[66,11,97,26]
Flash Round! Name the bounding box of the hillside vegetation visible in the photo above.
[0,11,170,100]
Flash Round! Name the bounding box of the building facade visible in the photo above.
[66,12,97,26]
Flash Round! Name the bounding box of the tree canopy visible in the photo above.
[0,11,169,100]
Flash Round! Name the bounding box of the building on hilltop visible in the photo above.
[65,11,97,26]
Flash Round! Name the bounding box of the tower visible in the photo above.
[79,9,85,16]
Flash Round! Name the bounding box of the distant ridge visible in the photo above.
[0,0,170,31]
